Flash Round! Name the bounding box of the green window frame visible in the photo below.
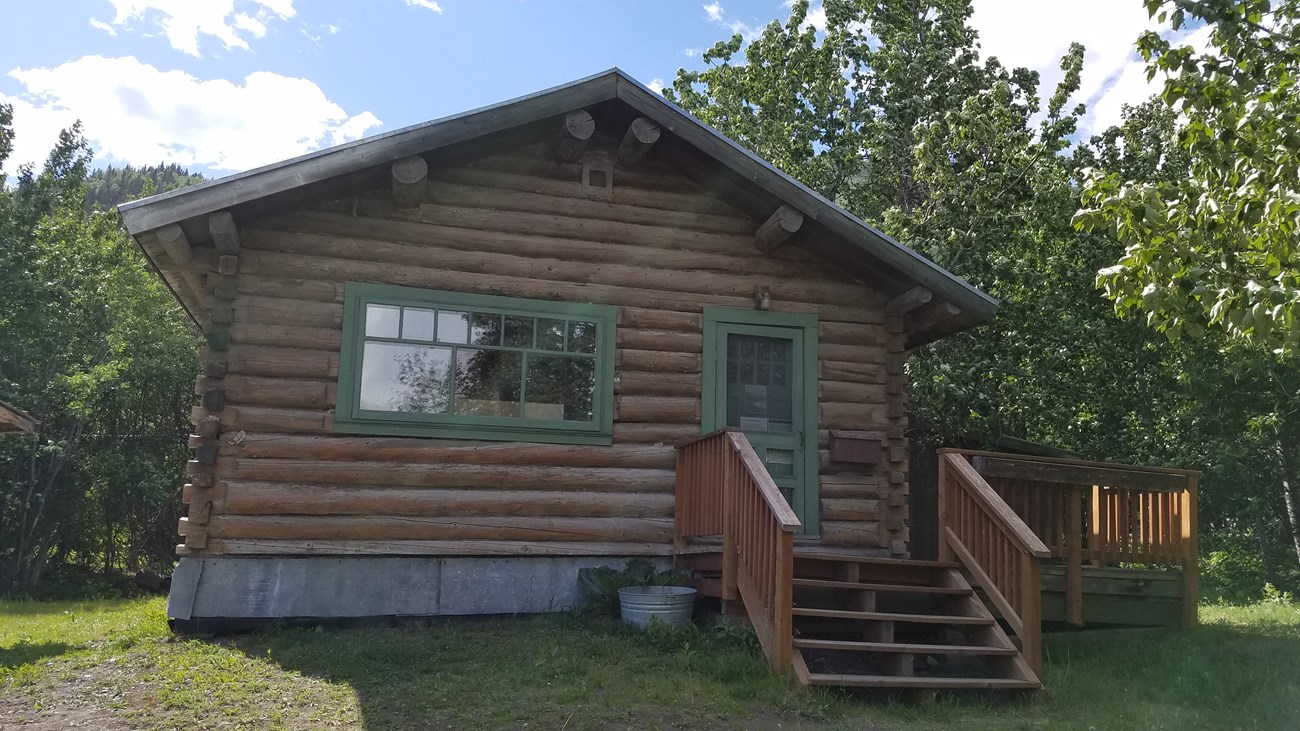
[335,282,616,445]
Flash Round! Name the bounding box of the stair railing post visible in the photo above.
[721,450,739,602]
[1066,485,1083,626]
[1020,549,1043,675]
[1181,474,1199,628]
[937,451,954,563]
[772,528,794,672]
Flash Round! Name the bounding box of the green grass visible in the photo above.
[2,598,1298,730]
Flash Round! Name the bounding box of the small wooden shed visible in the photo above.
[120,69,996,625]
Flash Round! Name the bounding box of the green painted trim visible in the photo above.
[700,307,820,535]
[336,282,615,445]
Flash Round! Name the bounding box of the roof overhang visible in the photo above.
[0,401,38,434]
[120,68,997,346]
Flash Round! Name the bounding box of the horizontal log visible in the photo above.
[194,405,333,434]
[820,402,889,430]
[235,295,343,329]
[218,482,674,518]
[819,360,886,384]
[617,308,701,332]
[616,328,701,354]
[613,423,699,445]
[217,433,676,468]
[231,321,341,350]
[819,320,888,343]
[465,144,716,196]
[818,475,884,499]
[818,343,887,365]
[213,458,676,492]
[227,344,339,379]
[268,209,812,278]
[424,180,754,236]
[614,371,700,398]
[206,515,674,543]
[615,396,699,424]
[820,498,880,521]
[818,380,888,405]
[241,228,874,309]
[238,274,344,303]
[193,539,675,557]
[820,520,885,547]
[617,349,700,373]
[204,375,336,409]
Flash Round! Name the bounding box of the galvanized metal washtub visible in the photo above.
[618,586,697,628]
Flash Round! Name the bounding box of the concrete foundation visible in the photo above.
[167,555,666,628]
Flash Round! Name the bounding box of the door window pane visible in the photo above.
[567,321,597,354]
[725,333,794,432]
[360,342,452,413]
[537,318,566,351]
[454,348,521,417]
[525,355,596,422]
[365,304,400,338]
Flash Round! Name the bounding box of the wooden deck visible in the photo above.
[674,433,1199,694]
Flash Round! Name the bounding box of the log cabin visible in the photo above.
[120,69,1199,694]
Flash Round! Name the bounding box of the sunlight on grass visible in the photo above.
[2,598,1298,730]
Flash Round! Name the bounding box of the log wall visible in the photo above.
[180,139,910,558]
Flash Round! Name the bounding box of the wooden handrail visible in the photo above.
[938,452,1046,674]
[943,448,1199,628]
[675,429,799,672]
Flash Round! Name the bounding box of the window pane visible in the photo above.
[725,333,794,432]
[455,348,521,417]
[503,315,534,348]
[360,342,452,413]
[537,318,565,351]
[365,304,400,338]
[525,355,595,422]
[402,308,435,341]
[471,313,502,346]
[437,310,469,344]
[567,320,597,354]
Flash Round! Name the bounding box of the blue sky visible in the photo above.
[0,1,1207,180]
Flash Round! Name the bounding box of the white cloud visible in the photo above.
[100,0,296,57]
[681,47,700,57]
[405,0,444,13]
[89,18,117,35]
[702,2,765,41]
[969,0,1207,138]
[647,78,665,94]
[3,55,382,174]
[704,3,723,22]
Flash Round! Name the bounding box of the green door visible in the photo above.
[702,310,819,534]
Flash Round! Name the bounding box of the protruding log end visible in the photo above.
[209,211,241,255]
[391,155,429,208]
[618,117,661,167]
[556,109,595,162]
[755,205,804,250]
[157,223,192,264]
[886,286,933,316]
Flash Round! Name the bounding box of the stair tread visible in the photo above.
[792,608,993,624]
[792,578,970,594]
[802,672,1040,689]
[793,639,1018,655]
[792,551,959,569]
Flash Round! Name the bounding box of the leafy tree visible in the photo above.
[84,163,205,211]
[0,105,200,595]
[1076,0,1300,352]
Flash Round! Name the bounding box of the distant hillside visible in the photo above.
[86,163,205,210]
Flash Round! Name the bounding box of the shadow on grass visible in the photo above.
[0,641,72,671]
[216,614,828,731]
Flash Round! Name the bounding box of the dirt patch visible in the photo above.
[0,657,137,730]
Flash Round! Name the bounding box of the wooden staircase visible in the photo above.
[787,552,1040,693]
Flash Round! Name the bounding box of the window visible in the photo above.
[335,283,615,445]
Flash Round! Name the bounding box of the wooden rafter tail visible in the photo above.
[156,223,193,264]
[886,286,932,316]
[391,155,429,208]
[618,117,660,167]
[555,109,595,162]
[754,205,804,251]
[908,301,962,332]
[0,401,38,433]
[209,210,242,254]
[137,231,207,318]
